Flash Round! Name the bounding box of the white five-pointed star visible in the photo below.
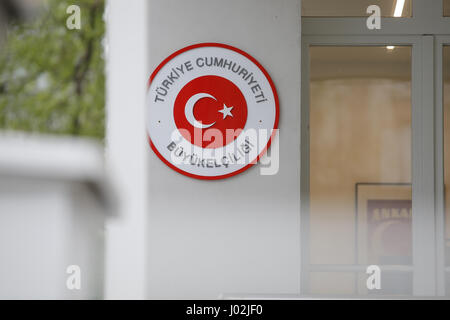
[218,103,234,119]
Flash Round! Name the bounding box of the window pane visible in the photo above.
[302,0,412,17]
[445,0,450,16]
[444,46,450,294]
[309,46,412,296]
[309,269,413,297]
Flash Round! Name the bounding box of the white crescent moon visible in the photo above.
[185,93,216,129]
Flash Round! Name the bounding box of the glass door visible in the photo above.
[300,0,450,299]
[300,36,439,297]
[308,45,412,296]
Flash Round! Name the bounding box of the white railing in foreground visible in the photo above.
[0,131,113,299]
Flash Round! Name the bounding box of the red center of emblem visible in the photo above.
[173,75,248,148]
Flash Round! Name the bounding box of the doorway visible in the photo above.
[301,0,450,297]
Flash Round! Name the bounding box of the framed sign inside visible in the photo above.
[355,183,412,295]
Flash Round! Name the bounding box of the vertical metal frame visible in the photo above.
[300,38,310,294]
[300,35,440,296]
[412,35,436,296]
[435,35,450,296]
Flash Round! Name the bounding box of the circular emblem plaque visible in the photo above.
[147,43,279,180]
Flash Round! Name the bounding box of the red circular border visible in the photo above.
[147,43,280,180]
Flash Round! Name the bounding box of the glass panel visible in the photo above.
[444,0,450,17]
[444,46,450,294]
[310,269,413,297]
[309,272,356,296]
[309,46,412,296]
[302,0,412,17]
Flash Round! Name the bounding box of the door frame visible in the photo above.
[435,35,450,296]
[300,33,450,297]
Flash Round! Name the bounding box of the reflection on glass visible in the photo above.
[302,0,412,17]
[443,46,450,293]
[444,0,450,17]
[309,46,412,296]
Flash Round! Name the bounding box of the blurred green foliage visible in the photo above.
[0,0,105,139]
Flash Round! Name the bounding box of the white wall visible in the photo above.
[147,0,302,299]
[105,0,149,299]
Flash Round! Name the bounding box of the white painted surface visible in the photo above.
[104,0,149,299]
[0,134,107,299]
[147,0,301,299]
[0,132,105,182]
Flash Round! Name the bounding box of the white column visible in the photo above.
[104,0,149,299]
